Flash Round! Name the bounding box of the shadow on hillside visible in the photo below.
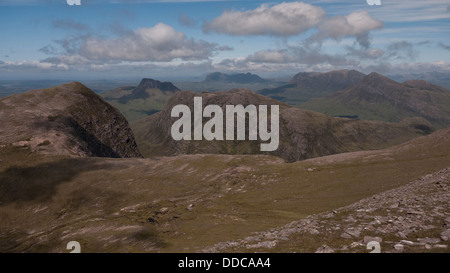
[0,158,115,205]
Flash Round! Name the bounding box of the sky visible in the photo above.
[0,0,449,80]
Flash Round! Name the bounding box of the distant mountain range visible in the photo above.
[258,70,365,104]
[389,71,450,90]
[101,78,181,122]
[203,72,269,84]
[102,70,450,131]
[297,72,450,128]
[174,72,285,92]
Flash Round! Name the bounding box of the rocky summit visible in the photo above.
[0,82,141,158]
[203,166,450,253]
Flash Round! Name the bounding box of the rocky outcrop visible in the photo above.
[0,82,141,158]
[202,166,450,253]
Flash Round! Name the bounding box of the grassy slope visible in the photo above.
[296,78,450,128]
[1,127,449,253]
[297,96,409,122]
[102,88,170,122]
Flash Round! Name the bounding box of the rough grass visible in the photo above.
[1,127,449,252]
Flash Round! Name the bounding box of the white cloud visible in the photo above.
[203,2,326,36]
[41,55,91,65]
[78,23,221,62]
[0,60,69,71]
[315,10,383,45]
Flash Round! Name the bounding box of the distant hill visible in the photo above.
[0,82,141,158]
[389,71,450,90]
[174,72,286,93]
[297,72,450,128]
[131,88,434,162]
[258,70,365,104]
[203,72,268,84]
[101,78,180,122]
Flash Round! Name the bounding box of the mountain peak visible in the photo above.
[361,72,398,86]
[0,82,142,158]
[136,78,180,93]
[118,78,180,103]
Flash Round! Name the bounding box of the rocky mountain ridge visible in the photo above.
[0,82,142,158]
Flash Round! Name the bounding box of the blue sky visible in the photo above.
[0,0,449,80]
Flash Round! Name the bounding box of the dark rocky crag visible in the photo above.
[118,78,180,103]
[132,88,433,162]
[0,82,141,158]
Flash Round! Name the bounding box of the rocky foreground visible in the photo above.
[203,167,450,253]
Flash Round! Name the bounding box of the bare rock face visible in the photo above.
[0,82,141,158]
[132,88,433,162]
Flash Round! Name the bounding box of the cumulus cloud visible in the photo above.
[203,2,326,36]
[0,60,69,72]
[41,55,91,66]
[48,23,225,62]
[216,44,361,74]
[78,23,221,62]
[318,11,383,39]
[314,10,383,48]
[213,37,424,74]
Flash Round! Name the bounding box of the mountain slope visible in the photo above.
[0,82,141,158]
[131,88,434,162]
[101,78,180,122]
[259,70,365,104]
[1,122,449,253]
[298,72,450,128]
